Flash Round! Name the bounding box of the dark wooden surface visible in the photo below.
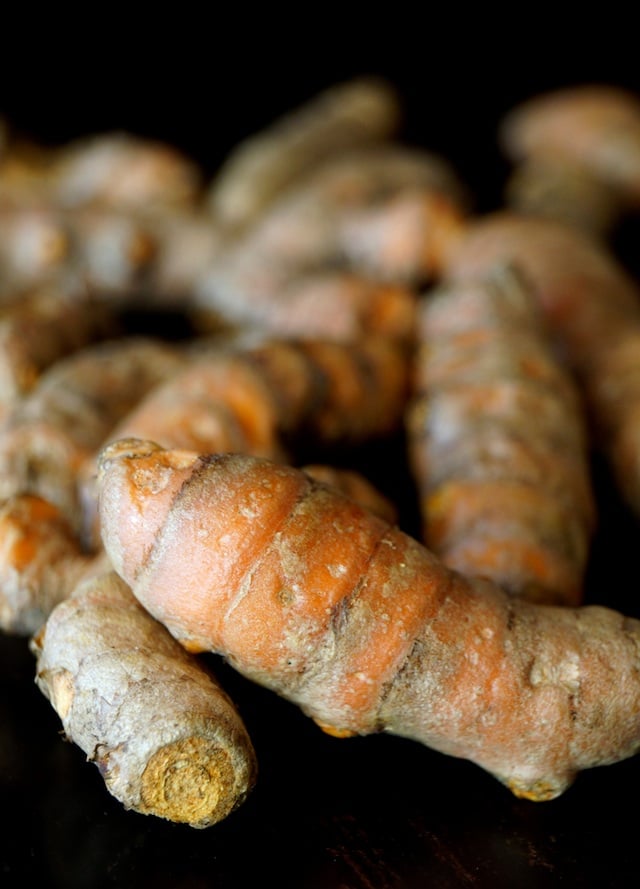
[3,25,640,888]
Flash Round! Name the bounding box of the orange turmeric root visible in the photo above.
[194,143,468,336]
[0,128,202,210]
[0,129,209,306]
[42,130,203,211]
[0,491,258,824]
[0,205,70,297]
[97,441,640,802]
[206,77,402,235]
[0,493,94,635]
[78,335,410,548]
[202,144,469,296]
[31,562,257,828]
[0,336,186,534]
[499,84,640,214]
[406,265,595,604]
[135,209,224,308]
[95,335,410,454]
[250,144,468,276]
[301,464,398,526]
[0,463,396,637]
[0,286,118,421]
[0,204,167,302]
[502,156,622,238]
[194,264,418,343]
[444,211,640,516]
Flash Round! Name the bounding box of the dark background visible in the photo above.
[3,16,640,888]
[2,13,640,212]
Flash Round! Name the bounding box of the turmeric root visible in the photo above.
[46,130,204,211]
[205,145,468,291]
[135,209,224,308]
[105,335,410,449]
[301,463,398,525]
[0,124,203,209]
[444,211,640,352]
[96,441,640,801]
[78,335,411,548]
[0,493,94,635]
[444,211,640,516]
[194,264,417,343]
[0,336,186,534]
[502,156,622,238]
[207,77,402,234]
[0,464,396,636]
[499,84,640,216]
[0,206,69,297]
[0,489,259,826]
[406,265,595,604]
[31,563,257,827]
[0,489,259,825]
[0,286,118,421]
[248,143,468,268]
[0,204,161,301]
[195,144,467,336]
[0,133,208,308]
[60,206,158,298]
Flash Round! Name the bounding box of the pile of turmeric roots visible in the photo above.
[2,78,640,828]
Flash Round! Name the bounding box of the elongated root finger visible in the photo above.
[32,569,257,827]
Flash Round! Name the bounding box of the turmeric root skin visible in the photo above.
[499,84,640,205]
[207,77,402,234]
[0,493,93,635]
[32,568,257,828]
[0,336,186,534]
[406,266,595,604]
[444,212,640,517]
[97,442,640,801]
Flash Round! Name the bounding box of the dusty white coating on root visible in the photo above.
[32,569,257,827]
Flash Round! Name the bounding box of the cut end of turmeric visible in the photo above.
[35,569,259,829]
[139,735,251,828]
